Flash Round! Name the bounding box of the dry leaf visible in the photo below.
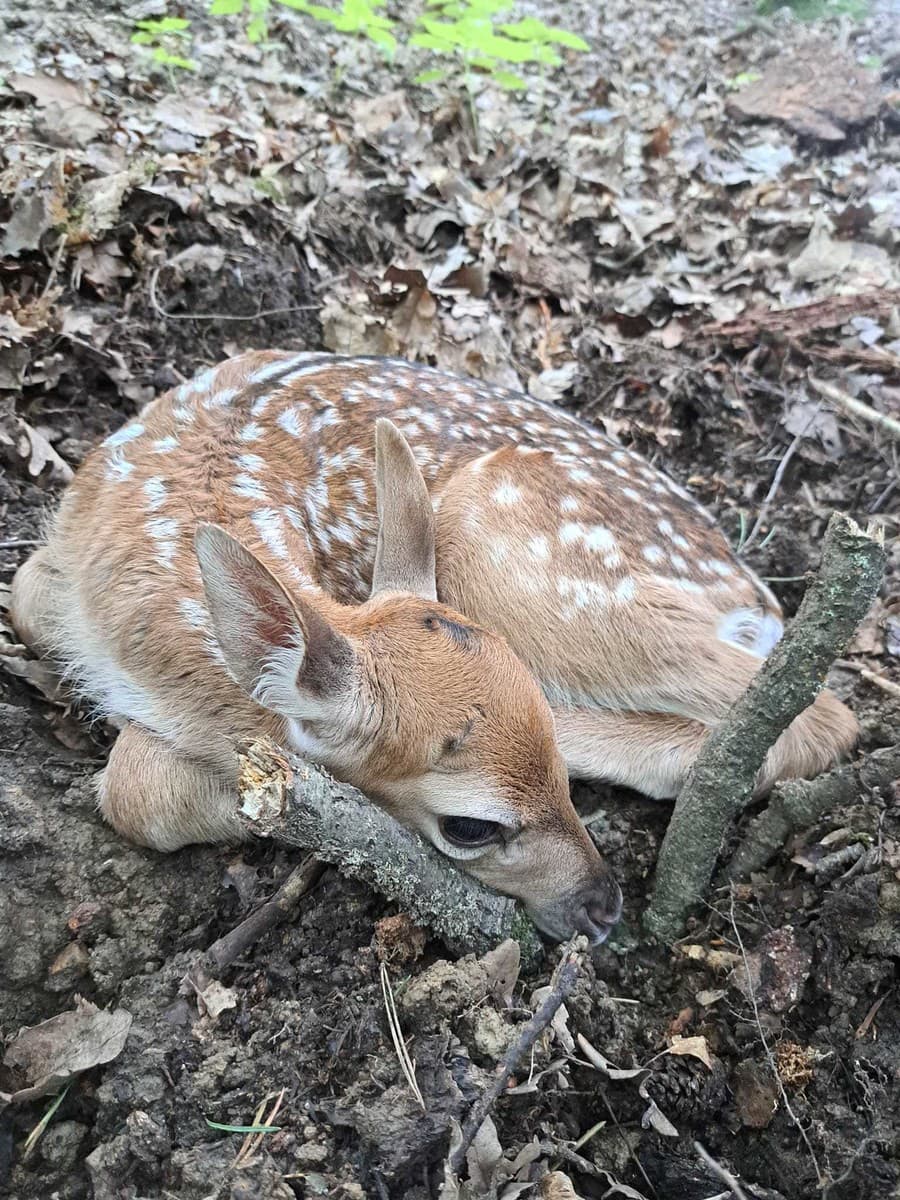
[637,1078,679,1137]
[197,980,238,1020]
[577,1033,644,1080]
[668,1034,713,1070]
[1,998,132,1106]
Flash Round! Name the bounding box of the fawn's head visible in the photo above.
[195,420,621,943]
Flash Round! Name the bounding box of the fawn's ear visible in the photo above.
[195,524,355,708]
[371,418,437,601]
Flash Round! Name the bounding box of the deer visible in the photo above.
[9,350,858,943]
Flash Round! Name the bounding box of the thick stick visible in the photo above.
[644,512,884,942]
[448,945,582,1177]
[729,743,900,878]
[237,739,542,964]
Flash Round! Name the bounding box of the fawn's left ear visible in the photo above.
[370,418,437,601]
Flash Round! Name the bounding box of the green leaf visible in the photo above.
[499,18,588,49]
[206,1119,283,1134]
[545,28,589,50]
[151,47,198,69]
[410,30,457,51]
[135,16,192,32]
[366,25,397,51]
[491,68,527,88]
[414,67,447,83]
[210,0,244,13]
[246,13,267,39]
[277,0,312,10]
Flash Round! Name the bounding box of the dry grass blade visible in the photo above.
[22,1084,70,1161]
[233,1088,286,1169]
[380,961,425,1111]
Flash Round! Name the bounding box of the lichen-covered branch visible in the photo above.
[237,739,542,964]
[644,513,885,942]
[729,743,900,878]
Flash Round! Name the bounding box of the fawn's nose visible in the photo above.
[531,875,623,945]
[573,880,624,945]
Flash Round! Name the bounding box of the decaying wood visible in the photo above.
[730,743,900,878]
[645,512,885,942]
[237,739,543,963]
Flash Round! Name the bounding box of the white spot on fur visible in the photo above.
[710,559,734,577]
[529,535,550,561]
[719,609,783,656]
[234,474,268,500]
[584,525,616,553]
[568,467,592,483]
[204,387,238,409]
[603,551,622,569]
[622,487,643,503]
[105,422,144,449]
[146,517,179,568]
[251,508,289,559]
[560,496,579,513]
[276,407,304,438]
[494,482,522,506]
[239,422,263,442]
[152,435,179,453]
[106,452,134,481]
[642,544,665,564]
[236,453,266,474]
[672,534,690,551]
[143,477,167,510]
[614,577,636,603]
[557,576,610,617]
[670,553,688,572]
[658,519,674,537]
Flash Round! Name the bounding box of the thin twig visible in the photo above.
[729,893,825,1187]
[809,375,900,442]
[0,539,42,549]
[694,1140,750,1200]
[448,943,583,1177]
[148,266,319,323]
[204,858,324,973]
[740,429,804,554]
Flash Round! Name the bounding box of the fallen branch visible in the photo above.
[448,943,583,1177]
[204,857,325,973]
[809,375,900,442]
[644,512,885,942]
[237,738,542,963]
[729,743,900,878]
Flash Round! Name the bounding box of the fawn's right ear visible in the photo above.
[194,524,355,709]
[371,418,437,601]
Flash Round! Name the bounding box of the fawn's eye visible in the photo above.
[439,815,501,848]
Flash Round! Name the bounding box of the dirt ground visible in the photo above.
[1,0,899,1197]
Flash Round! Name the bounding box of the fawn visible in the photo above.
[10,351,857,942]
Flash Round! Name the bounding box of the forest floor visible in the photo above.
[1,0,899,1197]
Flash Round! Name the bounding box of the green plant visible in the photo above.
[131,16,198,71]
[412,0,588,91]
[129,0,589,97]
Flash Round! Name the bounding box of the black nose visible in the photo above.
[573,879,623,945]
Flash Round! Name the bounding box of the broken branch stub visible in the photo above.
[237,739,542,964]
[644,512,885,943]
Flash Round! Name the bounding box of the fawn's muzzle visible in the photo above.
[530,875,624,945]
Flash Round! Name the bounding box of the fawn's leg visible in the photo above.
[554,687,859,801]
[9,546,64,657]
[97,722,245,851]
[552,707,708,799]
